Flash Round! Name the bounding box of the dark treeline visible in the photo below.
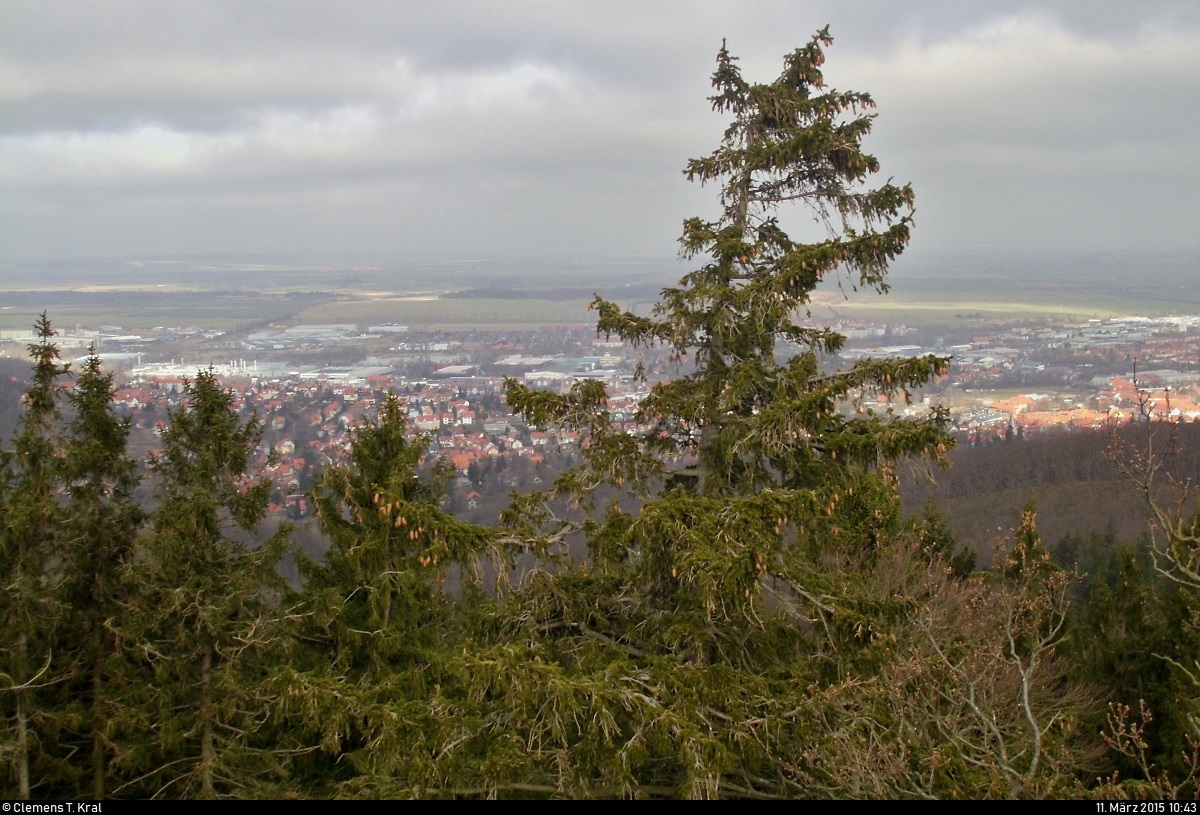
[908,424,1200,502]
[902,424,1200,556]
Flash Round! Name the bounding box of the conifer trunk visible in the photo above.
[91,630,105,799]
[697,154,752,496]
[16,631,30,800]
[199,647,215,799]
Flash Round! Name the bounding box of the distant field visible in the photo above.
[0,289,596,332]
[2,289,1176,335]
[2,260,1193,335]
[818,290,1185,328]
[293,296,596,327]
[0,291,332,331]
[832,298,1132,328]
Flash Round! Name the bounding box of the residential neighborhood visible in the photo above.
[5,312,1200,518]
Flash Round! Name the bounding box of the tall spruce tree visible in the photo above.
[56,349,144,798]
[581,27,950,498]
[129,370,289,799]
[1,314,70,799]
[472,29,964,798]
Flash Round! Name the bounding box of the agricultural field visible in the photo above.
[291,295,596,328]
[0,289,331,332]
[817,276,1190,329]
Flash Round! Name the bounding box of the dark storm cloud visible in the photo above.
[1,1,1198,261]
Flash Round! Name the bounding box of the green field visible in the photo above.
[812,280,1189,329]
[0,290,332,332]
[828,297,1147,328]
[292,296,596,327]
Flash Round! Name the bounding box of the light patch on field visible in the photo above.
[823,296,1173,328]
[71,284,207,293]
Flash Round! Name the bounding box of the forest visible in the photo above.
[3,29,1199,800]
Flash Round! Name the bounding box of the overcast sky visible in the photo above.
[2,1,1198,267]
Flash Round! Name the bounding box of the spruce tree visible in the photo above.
[0,314,70,799]
[277,394,494,796]
[581,27,950,498]
[1066,538,1189,783]
[56,349,144,797]
[478,30,961,798]
[1102,411,1200,796]
[129,370,288,799]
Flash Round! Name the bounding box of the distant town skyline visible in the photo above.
[3,1,1199,266]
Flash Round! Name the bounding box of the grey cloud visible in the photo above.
[2,1,1198,262]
